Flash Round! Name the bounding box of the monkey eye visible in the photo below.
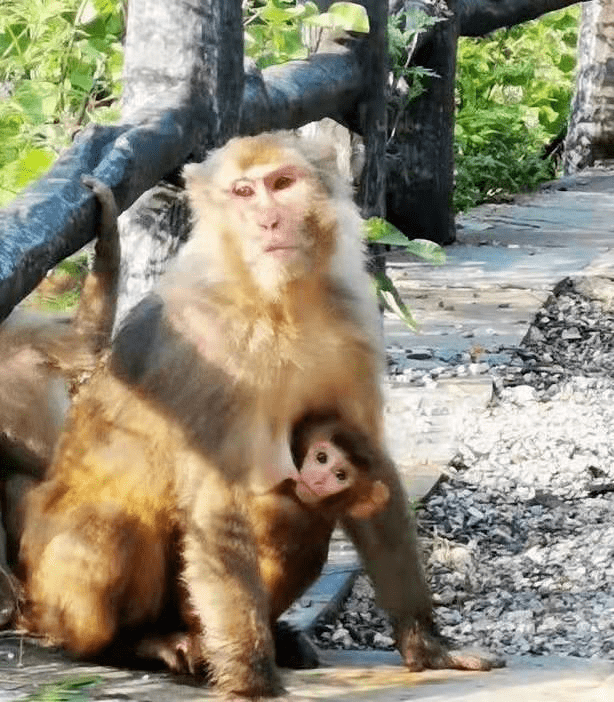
[334,469,348,482]
[232,182,255,198]
[316,451,328,464]
[273,175,295,191]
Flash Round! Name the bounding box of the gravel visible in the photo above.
[314,276,614,660]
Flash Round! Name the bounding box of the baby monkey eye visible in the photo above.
[334,469,348,482]
[316,451,328,464]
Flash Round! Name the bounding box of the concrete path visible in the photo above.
[4,169,614,699]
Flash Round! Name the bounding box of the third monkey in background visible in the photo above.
[19,132,500,700]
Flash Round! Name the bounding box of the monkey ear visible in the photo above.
[346,480,390,520]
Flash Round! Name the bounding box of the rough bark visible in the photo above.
[122,0,243,160]
[356,0,389,274]
[386,0,458,244]
[563,0,614,174]
[115,0,244,320]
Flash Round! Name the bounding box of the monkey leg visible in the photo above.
[182,481,284,698]
[0,510,18,628]
[22,502,166,658]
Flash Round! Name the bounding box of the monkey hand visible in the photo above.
[397,621,505,672]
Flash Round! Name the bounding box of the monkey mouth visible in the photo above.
[265,245,301,260]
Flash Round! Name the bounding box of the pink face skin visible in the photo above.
[294,439,353,505]
[229,165,313,273]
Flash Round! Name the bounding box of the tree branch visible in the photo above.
[457,0,589,37]
[390,0,588,37]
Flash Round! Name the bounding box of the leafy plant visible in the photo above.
[365,218,445,330]
[0,0,125,205]
[387,8,439,143]
[454,6,579,211]
[243,1,368,68]
[24,676,101,701]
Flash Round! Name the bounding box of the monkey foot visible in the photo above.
[274,620,320,669]
[399,624,505,672]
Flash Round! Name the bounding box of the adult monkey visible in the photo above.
[19,132,500,699]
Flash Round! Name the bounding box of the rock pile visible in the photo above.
[315,276,614,660]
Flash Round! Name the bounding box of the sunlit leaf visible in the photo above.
[14,148,56,188]
[305,2,369,34]
[364,218,446,264]
[373,272,418,331]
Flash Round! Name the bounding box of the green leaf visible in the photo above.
[364,218,446,264]
[558,53,575,73]
[14,148,56,188]
[70,68,94,93]
[305,2,369,33]
[13,81,59,125]
[24,675,101,701]
[373,272,418,330]
[402,239,447,265]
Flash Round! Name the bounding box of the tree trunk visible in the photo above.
[116,0,244,324]
[356,0,389,274]
[563,0,614,174]
[386,0,458,245]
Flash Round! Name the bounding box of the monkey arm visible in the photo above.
[341,462,503,671]
[340,465,434,645]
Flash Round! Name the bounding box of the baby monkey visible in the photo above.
[289,413,390,519]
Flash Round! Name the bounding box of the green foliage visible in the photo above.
[0,0,125,205]
[387,7,439,135]
[365,218,445,329]
[454,6,579,211]
[24,675,101,701]
[244,1,368,69]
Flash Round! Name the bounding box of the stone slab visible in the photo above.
[384,377,494,475]
[3,640,612,702]
[309,651,614,701]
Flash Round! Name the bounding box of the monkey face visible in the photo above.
[294,439,355,504]
[183,135,337,296]
[226,163,318,286]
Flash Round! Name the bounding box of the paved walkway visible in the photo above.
[3,169,614,699]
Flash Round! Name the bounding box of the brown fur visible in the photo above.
[0,176,119,626]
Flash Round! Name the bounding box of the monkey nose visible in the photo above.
[257,208,280,230]
[258,217,280,231]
